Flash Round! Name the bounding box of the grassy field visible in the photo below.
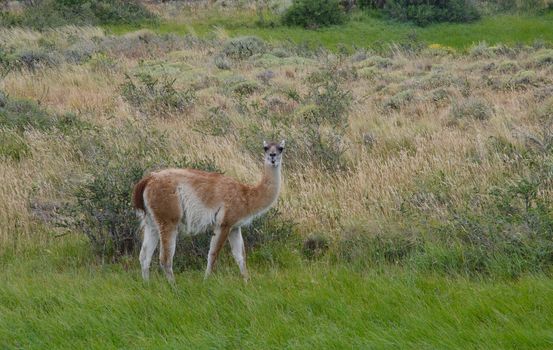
[2,238,553,349]
[2,1,553,348]
[105,8,553,50]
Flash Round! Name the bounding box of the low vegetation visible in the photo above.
[1,0,155,28]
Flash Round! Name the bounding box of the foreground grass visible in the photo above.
[104,11,553,50]
[1,240,553,349]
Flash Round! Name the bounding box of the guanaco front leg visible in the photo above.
[229,227,249,281]
[205,225,231,279]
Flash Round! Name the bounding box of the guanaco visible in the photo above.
[132,140,285,282]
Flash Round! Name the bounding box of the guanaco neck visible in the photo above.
[249,163,282,212]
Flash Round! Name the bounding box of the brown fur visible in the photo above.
[132,175,152,212]
[142,167,280,228]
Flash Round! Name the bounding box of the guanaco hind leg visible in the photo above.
[159,224,178,283]
[139,218,159,281]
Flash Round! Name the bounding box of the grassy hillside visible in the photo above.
[1,1,553,348]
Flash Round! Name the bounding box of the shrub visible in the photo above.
[450,97,493,121]
[17,0,156,28]
[0,96,58,132]
[497,60,519,73]
[63,41,97,64]
[285,63,352,171]
[358,67,379,80]
[429,88,451,103]
[257,69,275,84]
[69,154,146,257]
[336,228,420,267]
[305,66,352,128]
[383,89,415,110]
[418,72,455,90]
[533,49,553,68]
[282,0,347,28]
[195,107,232,137]
[301,127,349,171]
[0,91,6,108]
[383,0,480,26]
[470,42,496,58]
[17,49,61,71]
[507,70,539,89]
[0,130,31,161]
[213,54,231,70]
[121,73,196,117]
[63,126,219,258]
[231,80,261,97]
[362,55,393,69]
[222,36,266,60]
[302,235,330,260]
[526,97,553,151]
[88,53,118,73]
[0,48,17,76]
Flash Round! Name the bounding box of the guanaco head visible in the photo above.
[263,140,285,168]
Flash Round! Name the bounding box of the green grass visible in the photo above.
[104,11,553,50]
[2,238,553,349]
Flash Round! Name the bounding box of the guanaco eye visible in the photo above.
[277,146,284,152]
[263,146,269,152]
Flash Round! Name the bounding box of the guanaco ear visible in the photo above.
[263,140,269,151]
[276,140,285,152]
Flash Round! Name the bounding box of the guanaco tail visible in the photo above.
[132,140,285,282]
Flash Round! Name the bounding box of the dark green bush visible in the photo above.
[12,0,155,28]
[357,0,387,8]
[0,130,31,161]
[383,0,480,26]
[282,0,347,28]
[0,96,60,132]
[302,235,330,260]
[64,126,217,258]
[69,153,146,257]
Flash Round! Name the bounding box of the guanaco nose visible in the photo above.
[270,152,276,157]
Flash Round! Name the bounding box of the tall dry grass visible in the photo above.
[1,26,552,260]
